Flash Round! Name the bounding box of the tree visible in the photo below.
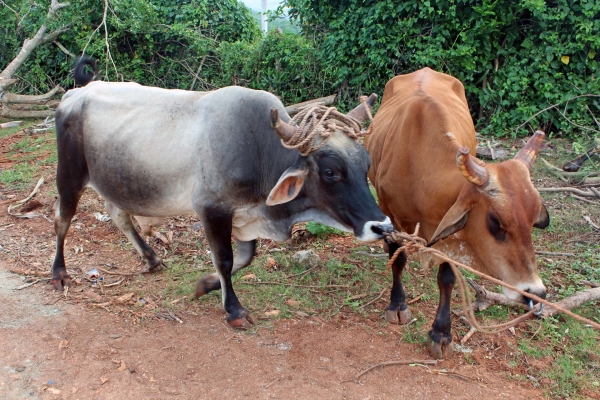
[0,0,71,118]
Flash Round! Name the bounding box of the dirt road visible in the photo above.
[0,264,546,400]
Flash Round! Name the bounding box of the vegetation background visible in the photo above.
[0,0,599,142]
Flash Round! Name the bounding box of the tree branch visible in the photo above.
[53,41,76,58]
[1,86,64,104]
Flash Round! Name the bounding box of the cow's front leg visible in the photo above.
[427,262,455,359]
[200,207,253,329]
[195,239,256,297]
[105,202,165,271]
[384,241,412,324]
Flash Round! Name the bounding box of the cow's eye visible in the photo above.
[487,213,506,242]
[322,168,340,183]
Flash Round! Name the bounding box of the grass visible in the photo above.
[2,122,599,398]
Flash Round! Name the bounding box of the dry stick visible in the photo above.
[571,194,600,206]
[385,228,600,331]
[581,280,600,288]
[537,187,600,197]
[359,287,387,309]
[239,281,349,289]
[513,94,600,133]
[407,293,424,305]
[14,279,40,290]
[535,251,575,257]
[353,360,437,381]
[96,267,146,277]
[583,215,600,231]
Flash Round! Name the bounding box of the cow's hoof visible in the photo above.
[426,333,453,359]
[385,306,412,324]
[51,272,71,291]
[227,311,254,330]
[147,258,166,272]
[194,274,221,298]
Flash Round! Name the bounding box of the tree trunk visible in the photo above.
[285,95,337,116]
[1,86,64,104]
[0,108,56,119]
[0,0,70,92]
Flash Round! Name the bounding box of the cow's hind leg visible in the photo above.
[105,202,164,271]
[195,239,256,297]
[52,191,85,290]
[427,262,455,359]
[384,241,412,324]
[199,206,253,329]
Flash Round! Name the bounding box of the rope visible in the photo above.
[384,227,600,333]
[280,96,374,156]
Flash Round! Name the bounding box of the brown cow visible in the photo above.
[365,68,549,358]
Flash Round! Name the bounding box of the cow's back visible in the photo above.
[365,68,476,240]
[55,83,294,216]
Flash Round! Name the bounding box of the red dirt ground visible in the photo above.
[0,182,552,399]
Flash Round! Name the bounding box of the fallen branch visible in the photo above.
[0,121,22,129]
[359,287,387,309]
[7,177,45,218]
[562,146,599,172]
[353,360,437,381]
[542,287,600,317]
[571,194,600,206]
[1,85,64,104]
[537,187,600,198]
[465,279,600,318]
[583,215,600,231]
[9,268,50,277]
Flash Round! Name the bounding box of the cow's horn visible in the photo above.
[347,93,377,123]
[456,147,489,187]
[270,107,297,142]
[514,131,545,171]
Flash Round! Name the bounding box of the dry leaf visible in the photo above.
[47,388,61,395]
[72,387,78,394]
[266,257,276,269]
[100,376,109,385]
[286,299,301,307]
[240,273,256,281]
[58,340,69,349]
[116,361,127,372]
[115,293,134,303]
[264,310,280,318]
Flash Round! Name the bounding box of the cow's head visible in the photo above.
[266,95,393,242]
[428,131,549,303]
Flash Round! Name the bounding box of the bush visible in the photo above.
[284,0,600,138]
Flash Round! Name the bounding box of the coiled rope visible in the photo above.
[280,96,374,156]
[384,226,600,333]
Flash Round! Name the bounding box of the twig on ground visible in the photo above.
[407,293,424,305]
[239,281,349,289]
[9,268,50,277]
[534,251,575,257]
[13,279,40,290]
[537,186,600,197]
[581,280,599,288]
[355,251,387,257]
[571,194,600,206]
[96,267,145,276]
[353,360,437,381]
[542,287,600,317]
[102,278,124,287]
[284,264,319,279]
[359,287,387,309]
[166,309,183,324]
[583,215,600,231]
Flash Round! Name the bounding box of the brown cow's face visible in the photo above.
[458,163,547,302]
[428,133,549,303]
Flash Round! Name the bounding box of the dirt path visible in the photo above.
[0,264,546,400]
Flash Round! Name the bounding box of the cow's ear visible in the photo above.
[427,200,470,247]
[266,164,309,206]
[533,203,550,229]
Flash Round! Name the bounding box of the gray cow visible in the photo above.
[52,78,393,328]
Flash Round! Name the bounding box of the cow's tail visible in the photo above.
[73,56,98,87]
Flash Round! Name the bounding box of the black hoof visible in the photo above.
[227,308,254,330]
[194,274,221,298]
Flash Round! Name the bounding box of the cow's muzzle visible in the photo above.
[356,217,394,242]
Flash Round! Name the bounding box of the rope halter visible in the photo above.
[270,94,377,156]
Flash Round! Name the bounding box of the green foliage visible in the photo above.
[284,0,600,138]
[305,221,342,237]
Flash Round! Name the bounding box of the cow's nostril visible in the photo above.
[371,225,383,235]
